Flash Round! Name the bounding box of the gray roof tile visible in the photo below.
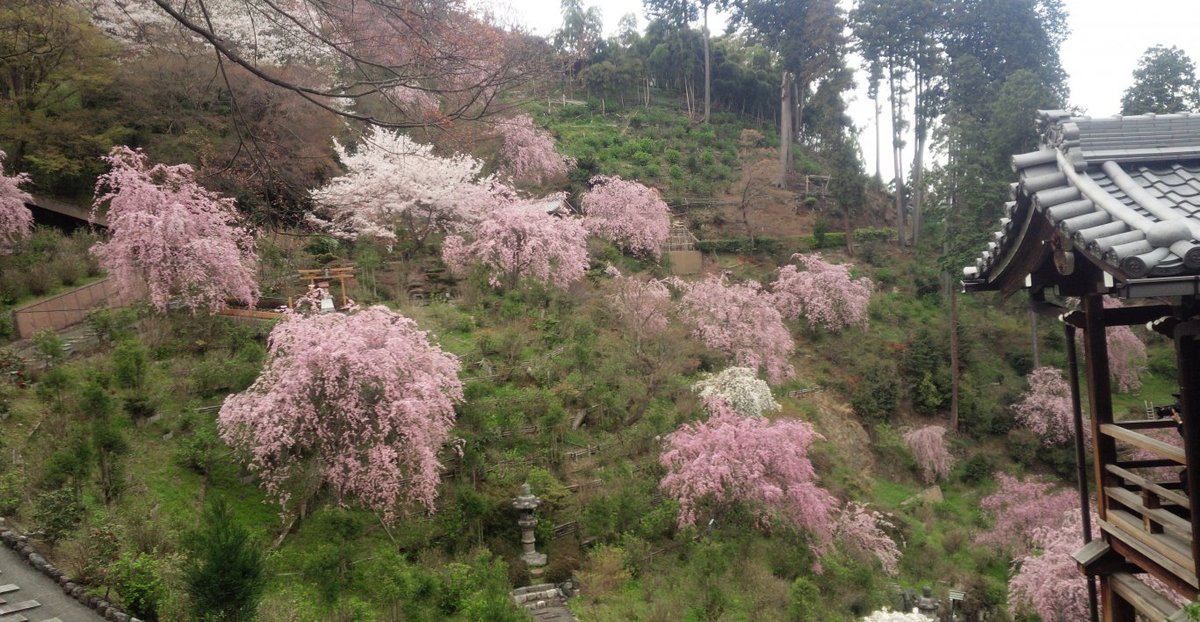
[967,112,1200,286]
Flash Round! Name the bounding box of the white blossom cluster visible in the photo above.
[860,609,933,622]
[692,367,780,418]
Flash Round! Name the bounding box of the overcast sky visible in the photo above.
[486,0,1200,178]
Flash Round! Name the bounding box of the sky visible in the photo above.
[486,0,1200,179]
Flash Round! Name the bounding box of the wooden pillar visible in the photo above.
[1083,294,1129,621]
[1174,320,1200,578]
[1065,322,1099,622]
[1102,583,1134,622]
[1082,294,1116,519]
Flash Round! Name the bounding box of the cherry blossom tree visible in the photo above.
[772,253,872,332]
[1013,367,1075,446]
[441,197,589,290]
[581,175,670,259]
[975,472,1077,554]
[218,304,462,522]
[834,502,901,576]
[1104,297,1148,393]
[1008,508,1098,622]
[902,425,954,484]
[691,367,780,418]
[84,0,541,129]
[674,274,795,384]
[860,610,931,622]
[310,128,500,249]
[497,114,574,186]
[0,151,32,253]
[90,146,258,313]
[1075,297,1148,392]
[659,397,838,553]
[605,266,672,353]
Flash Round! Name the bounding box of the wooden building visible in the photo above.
[964,110,1200,620]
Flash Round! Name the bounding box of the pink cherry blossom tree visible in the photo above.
[834,502,902,576]
[659,397,838,554]
[581,176,670,259]
[1013,367,1075,446]
[90,146,259,314]
[673,274,795,384]
[310,128,500,250]
[0,151,33,253]
[902,425,954,484]
[691,366,780,418]
[441,197,589,290]
[1007,508,1098,622]
[772,253,872,332]
[1105,298,1148,393]
[497,114,574,186]
[605,266,672,353]
[975,472,1077,554]
[218,304,462,522]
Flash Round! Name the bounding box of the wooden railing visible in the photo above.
[1099,419,1197,589]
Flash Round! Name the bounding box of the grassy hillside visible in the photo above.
[0,102,1180,621]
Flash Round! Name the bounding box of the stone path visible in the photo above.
[0,546,102,621]
[511,584,577,622]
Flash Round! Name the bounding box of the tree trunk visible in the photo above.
[844,203,855,257]
[888,64,906,246]
[911,71,924,247]
[777,71,792,188]
[950,284,960,431]
[1030,303,1041,368]
[873,94,882,185]
[703,3,711,124]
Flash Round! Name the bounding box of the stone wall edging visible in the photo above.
[0,518,141,622]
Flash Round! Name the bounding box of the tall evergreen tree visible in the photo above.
[1120,45,1200,115]
[184,498,265,622]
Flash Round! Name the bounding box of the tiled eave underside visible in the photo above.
[970,149,1200,291]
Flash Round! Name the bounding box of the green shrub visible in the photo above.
[114,552,166,621]
[0,473,23,516]
[33,329,66,366]
[54,259,83,287]
[25,264,56,296]
[851,360,900,423]
[87,307,139,343]
[854,227,894,243]
[1007,429,1040,467]
[957,454,994,484]
[113,338,149,389]
[32,487,84,544]
[788,576,822,621]
[0,269,25,304]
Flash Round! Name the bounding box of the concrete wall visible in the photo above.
[12,278,137,338]
[667,250,702,275]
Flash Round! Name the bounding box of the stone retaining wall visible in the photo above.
[0,518,140,622]
[12,277,138,339]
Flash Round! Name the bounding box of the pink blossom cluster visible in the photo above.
[974,472,1077,554]
[442,197,589,290]
[1013,367,1075,445]
[498,114,574,186]
[772,253,872,332]
[0,151,33,254]
[581,176,670,259]
[658,397,838,553]
[218,304,463,522]
[1072,296,1147,392]
[902,425,954,484]
[674,274,795,384]
[90,147,259,314]
[605,266,672,342]
[835,502,902,576]
[1007,508,1098,621]
[310,128,500,244]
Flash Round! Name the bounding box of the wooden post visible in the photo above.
[1174,320,1200,581]
[1083,294,1128,622]
[1065,322,1100,622]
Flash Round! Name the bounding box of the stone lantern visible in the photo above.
[513,482,547,576]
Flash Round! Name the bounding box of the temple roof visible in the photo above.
[964,110,1200,297]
